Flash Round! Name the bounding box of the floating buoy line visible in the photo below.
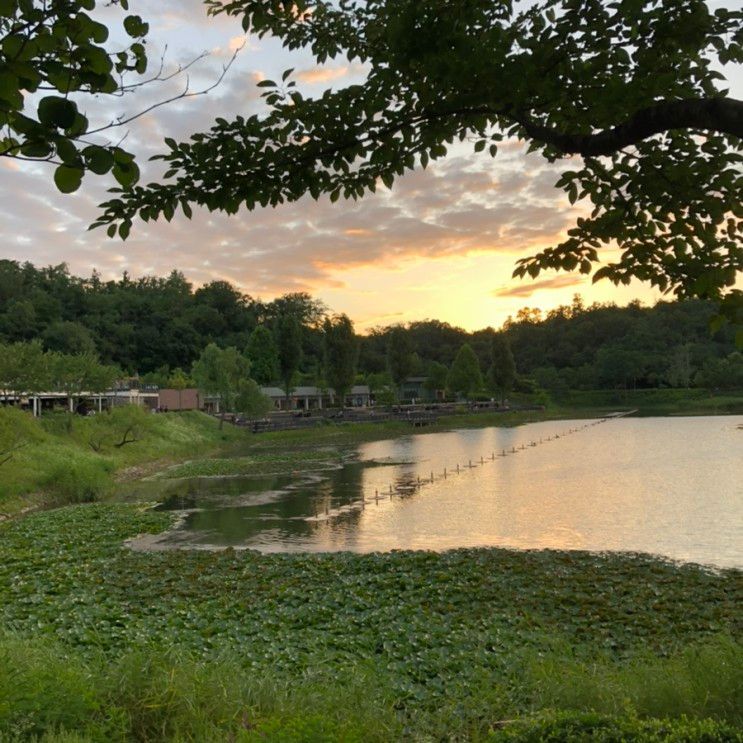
[309,411,636,522]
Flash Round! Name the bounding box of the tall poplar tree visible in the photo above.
[323,314,358,407]
[275,314,302,403]
[447,344,483,400]
[387,326,413,400]
[488,334,516,405]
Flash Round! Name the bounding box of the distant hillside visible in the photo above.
[0,260,739,391]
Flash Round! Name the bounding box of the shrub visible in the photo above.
[38,451,111,503]
[491,712,742,742]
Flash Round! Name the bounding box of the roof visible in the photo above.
[260,385,370,397]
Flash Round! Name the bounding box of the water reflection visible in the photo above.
[129,416,743,568]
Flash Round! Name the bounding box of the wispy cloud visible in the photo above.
[492,275,585,298]
[295,63,367,85]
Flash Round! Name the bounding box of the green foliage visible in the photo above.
[2,262,740,388]
[49,351,119,404]
[525,636,742,725]
[0,408,245,513]
[488,333,517,404]
[323,314,358,404]
[491,712,742,742]
[386,325,413,392]
[694,353,743,390]
[423,360,448,398]
[1,635,740,742]
[191,343,250,413]
[0,502,741,738]
[159,449,335,478]
[275,314,302,397]
[0,636,400,742]
[93,0,743,305]
[2,505,740,687]
[41,321,97,356]
[447,343,483,398]
[234,378,272,418]
[87,404,155,453]
[246,325,279,385]
[0,339,45,395]
[166,367,191,391]
[0,0,148,190]
[38,450,113,504]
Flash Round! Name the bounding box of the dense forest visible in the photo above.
[1,260,740,393]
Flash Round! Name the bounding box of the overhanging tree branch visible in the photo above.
[513,98,743,157]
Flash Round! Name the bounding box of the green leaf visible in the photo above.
[83,146,114,175]
[20,140,52,158]
[112,160,140,187]
[55,137,80,165]
[119,220,131,240]
[65,113,89,137]
[54,165,83,193]
[38,97,77,129]
[0,72,23,109]
[123,15,149,38]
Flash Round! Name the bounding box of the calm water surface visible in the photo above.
[135,416,743,568]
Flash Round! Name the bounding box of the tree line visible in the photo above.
[1,261,741,406]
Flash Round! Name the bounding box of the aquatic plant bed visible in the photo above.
[156,449,341,479]
[1,505,741,741]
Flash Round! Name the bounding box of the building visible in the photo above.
[399,376,445,403]
[157,387,219,413]
[260,385,371,411]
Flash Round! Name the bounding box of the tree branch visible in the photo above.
[514,97,743,157]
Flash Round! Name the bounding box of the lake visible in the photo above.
[132,415,743,568]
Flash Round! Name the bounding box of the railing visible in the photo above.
[232,403,544,434]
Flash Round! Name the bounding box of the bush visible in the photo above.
[38,451,111,503]
[491,712,742,742]
[525,637,743,726]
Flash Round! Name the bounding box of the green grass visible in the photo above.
[563,388,743,416]
[0,504,740,740]
[1,634,740,742]
[0,408,246,515]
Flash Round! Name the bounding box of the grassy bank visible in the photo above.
[0,504,740,741]
[557,388,743,417]
[0,407,245,517]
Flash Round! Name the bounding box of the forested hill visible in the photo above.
[0,260,739,391]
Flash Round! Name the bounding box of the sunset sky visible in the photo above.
[1,0,740,332]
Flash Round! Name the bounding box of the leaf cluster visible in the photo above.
[93,0,742,301]
[1,0,147,192]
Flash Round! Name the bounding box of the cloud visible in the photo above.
[296,66,350,84]
[295,63,368,85]
[0,1,588,308]
[491,275,585,298]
